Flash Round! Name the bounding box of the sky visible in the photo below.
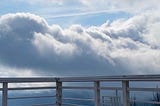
[0,0,160,77]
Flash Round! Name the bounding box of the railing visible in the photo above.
[1,75,160,106]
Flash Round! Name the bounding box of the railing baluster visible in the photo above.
[94,81,100,106]
[2,82,8,106]
[56,80,62,106]
[122,80,129,106]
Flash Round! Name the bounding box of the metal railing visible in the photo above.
[1,75,160,106]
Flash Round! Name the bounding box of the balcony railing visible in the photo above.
[1,75,160,106]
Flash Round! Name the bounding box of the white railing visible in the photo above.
[1,75,160,106]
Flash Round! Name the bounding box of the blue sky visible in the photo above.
[0,0,131,27]
[0,0,160,77]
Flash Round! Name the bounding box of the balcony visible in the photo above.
[1,75,160,106]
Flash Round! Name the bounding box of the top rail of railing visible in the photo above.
[59,75,160,82]
[0,77,57,83]
[1,74,160,83]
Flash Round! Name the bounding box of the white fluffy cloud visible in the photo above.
[0,12,160,76]
[33,32,77,57]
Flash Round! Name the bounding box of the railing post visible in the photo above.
[2,82,8,106]
[56,80,62,106]
[122,80,129,106]
[94,81,100,106]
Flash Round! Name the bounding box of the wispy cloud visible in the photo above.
[79,0,160,14]
[45,9,126,19]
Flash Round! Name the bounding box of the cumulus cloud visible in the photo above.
[0,12,160,76]
[33,32,77,57]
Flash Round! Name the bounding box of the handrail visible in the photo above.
[1,74,160,83]
[0,77,57,83]
[59,75,160,82]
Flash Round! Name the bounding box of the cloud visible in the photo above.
[79,0,160,14]
[33,32,77,57]
[25,0,159,12]
[45,9,124,19]
[7,0,159,30]
[0,64,40,77]
[19,0,64,6]
[0,12,160,76]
